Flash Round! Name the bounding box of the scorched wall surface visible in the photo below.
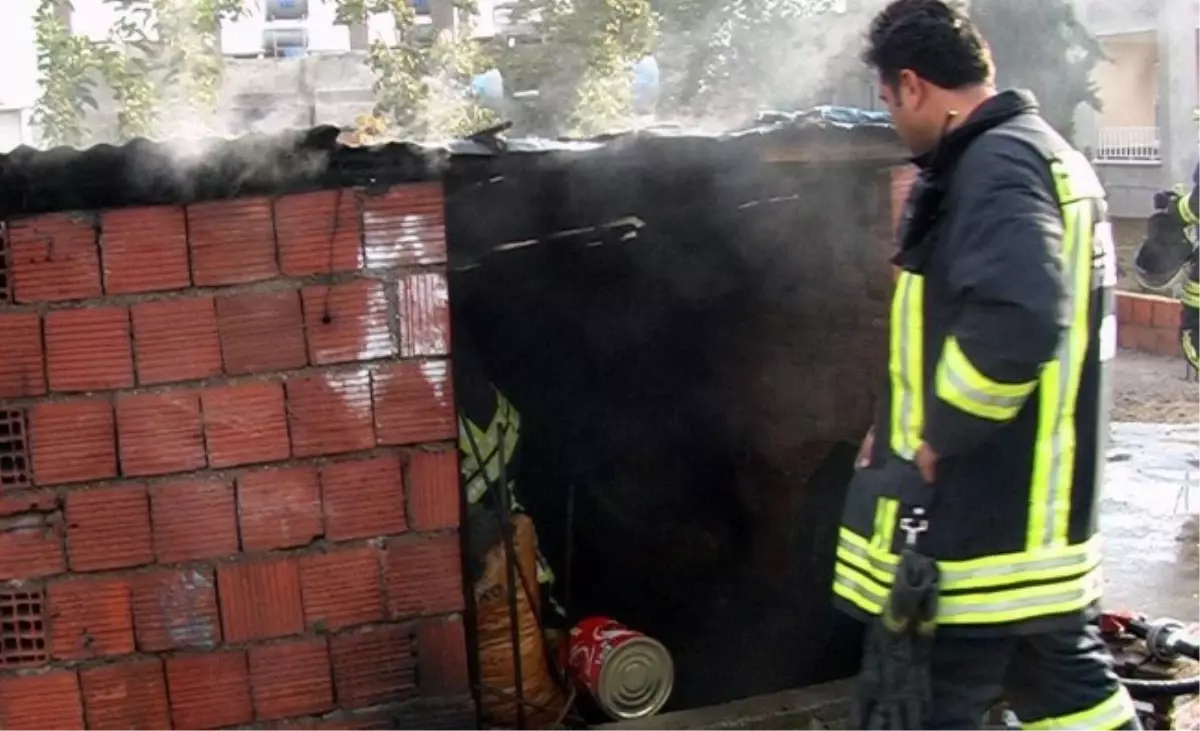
[0,182,474,730]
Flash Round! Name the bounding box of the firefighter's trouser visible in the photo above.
[925,624,1140,730]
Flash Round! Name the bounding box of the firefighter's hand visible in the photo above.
[1153,190,1179,211]
[856,427,875,469]
[915,442,938,484]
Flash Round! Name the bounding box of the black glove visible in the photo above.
[1153,189,1179,211]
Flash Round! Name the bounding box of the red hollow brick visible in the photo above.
[383,533,465,618]
[407,449,460,532]
[416,617,470,696]
[217,289,308,375]
[1152,298,1182,329]
[0,669,84,730]
[0,312,45,398]
[217,557,305,643]
[150,477,238,564]
[200,380,291,468]
[47,575,135,660]
[361,184,447,268]
[299,546,384,631]
[287,370,376,457]
[0,489,58,518]
[116,391,206,477]
[45,306,134,392]
[330,624,417,709]
[65,484,154,572]
[249,637,335,721]
[302,278,396,366]
[101,205,190,294]
[237,466,323,552]
[277,189,364,276]
[131,296,223,385]
[80,658,171,730]
[397,272,451,358]
[321,455,408,541]
[30,399,117,486]
[371,360,456,446]
[131,567,221,652]
[188,197,278,286]
[166,651,254,730]
[8,212,102,304]
[1131,323,1158,354]
[1130,295,1155,326]
[0,513,65,580]
[1116,292,1134,325]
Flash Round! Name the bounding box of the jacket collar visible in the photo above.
[910,89,1040,175]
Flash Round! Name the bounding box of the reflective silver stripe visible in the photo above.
[939,586,1088,620]
[837,534,1099,589]
[939,362,1028,413]
[836,553,1101,623]
[833,568,888,606]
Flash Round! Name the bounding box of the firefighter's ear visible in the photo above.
[895,69,924,111]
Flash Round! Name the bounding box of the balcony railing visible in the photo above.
[1094,126,1161,163]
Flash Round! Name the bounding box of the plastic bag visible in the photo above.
[474,514,567,728]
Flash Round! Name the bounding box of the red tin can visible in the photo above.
[566,616,675,720]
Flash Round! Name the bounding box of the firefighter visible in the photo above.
[836,1,1137,729]
[455,330,560,613]
[1149,162,1199,370]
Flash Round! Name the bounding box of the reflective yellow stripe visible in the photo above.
[938,570,1102,625]
[871,497,899,552]
[1181,279,1199,308]
[888,272,924,459]
[935,336,1037,421]
[833,561,888,614]
[832,555,1101,625]
[1021,687,1136,730]
[1028,162,1097,551]
[837,528,1102,591]
[1183,330,1199,369]
[459,392,521,505]
[1179,192,1199,225]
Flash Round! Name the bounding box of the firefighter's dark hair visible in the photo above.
[863,0,994,91]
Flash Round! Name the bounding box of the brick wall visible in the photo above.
[0,183,475,730]
[1115,291,1184,357]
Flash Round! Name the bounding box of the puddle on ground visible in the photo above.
[1102,422,1199,621]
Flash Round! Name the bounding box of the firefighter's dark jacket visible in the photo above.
[1174,164,1199,227]
[833,90,1115,636]
[1166,162,1200,331]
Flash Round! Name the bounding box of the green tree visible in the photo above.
[655,0,859,119]
[32,0,102,147]
[100,0,247,135]
[503,0,656,135]
[970,0,1104,139]
[334,0,498,139]
[95,14,157,140]
[424,25,500,136]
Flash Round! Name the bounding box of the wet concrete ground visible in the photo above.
[1102,421,1200,623]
